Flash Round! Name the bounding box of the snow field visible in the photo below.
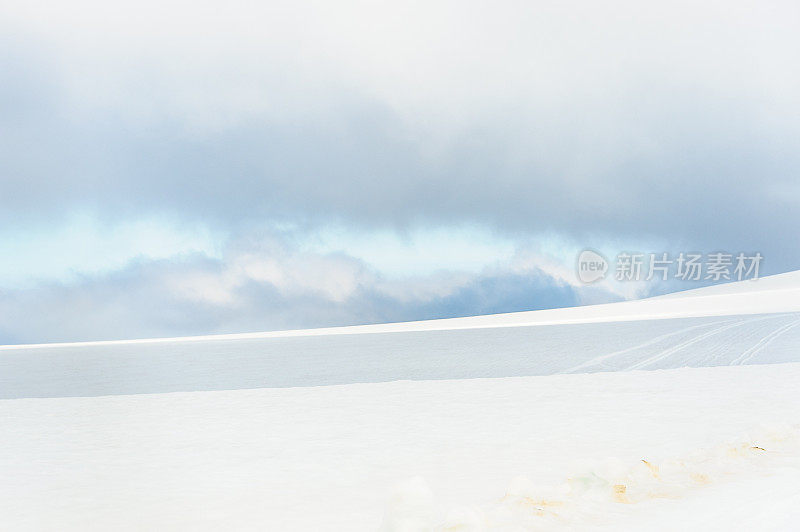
[1,363,799,530]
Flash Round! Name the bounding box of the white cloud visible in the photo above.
[0,231,605,343]
[1,0,798,341]
[5,0,799,135]
[300,224,516,277]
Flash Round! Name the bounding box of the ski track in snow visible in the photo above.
[731,316,800,366]
[695,316,774,366]
[561,318,734,374]
[625,315,777,371]
[564,313,797,374]
[701,314,798,366]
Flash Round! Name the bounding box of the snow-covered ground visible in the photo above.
[2,364,799,530]
[1,273,799,530]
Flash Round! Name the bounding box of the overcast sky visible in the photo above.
[1,0,799,343]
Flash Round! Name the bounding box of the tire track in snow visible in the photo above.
[730,316,800,366]
[561,318,735,374]
[625,315,777,371]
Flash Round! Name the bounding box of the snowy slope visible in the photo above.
[1,271,800,530]
[2,271,800,399]
[652,269,800,299]
[2,312,800,399]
